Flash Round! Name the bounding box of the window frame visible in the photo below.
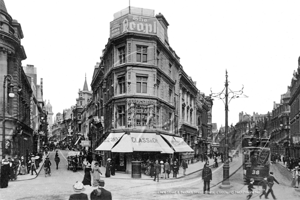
[118,46,126,64]
[118,76,126,94]
[136,45,148,63]
[136,75,148,93]
[117,105,126,127]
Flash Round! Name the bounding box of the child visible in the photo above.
[246,178,255,200]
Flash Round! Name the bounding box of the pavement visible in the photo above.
[14,153,48,182]
[14,152,215,181]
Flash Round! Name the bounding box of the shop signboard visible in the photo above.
[81,140,91,147]
[110,14,165,42]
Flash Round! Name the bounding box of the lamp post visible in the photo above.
[2,74,15,157]
[210,70,246,188]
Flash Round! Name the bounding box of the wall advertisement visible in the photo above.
[110,14,164,42]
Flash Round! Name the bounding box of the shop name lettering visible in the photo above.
[123,17,157,34]
[105,137,121,142]
[131,137,157,143]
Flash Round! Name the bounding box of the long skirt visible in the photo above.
[82,169,91,186]
[105,166,111,177]
[20,165,27,175]
[0,164,10,188]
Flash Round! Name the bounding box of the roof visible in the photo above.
[0,0,7,13]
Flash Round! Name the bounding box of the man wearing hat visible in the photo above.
[105,158,111,178]
[69,181,88,200]
[246,178,255,200]
[265,171,279,199]
[153,160,161,182]
[30,155,38,176]
[90,180,112,200]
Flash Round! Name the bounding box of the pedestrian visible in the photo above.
[110,159,115,176]
[82,161,92,186]
[160,161,164,178]
[92,162,102,187]
[44,157,52,176]
[214,157,218,168]
[30,155,38,176]
[90,180,112,200]
[153,160,160,182]
[291,166,298,188]
[202,162,212,194]
[265,171,279,200]
[182,160,188,176]
[259,177,268,199]
[105,158,111,178]
[149,161,154,178]
[69,181,88,200]
[246,178,255,200]
[19,156,27,175]
[54,154,60,170]
[0,155,10,188]
[173,160,179,178]
[164,160,170,179]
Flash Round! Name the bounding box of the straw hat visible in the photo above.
[73,181,85,192]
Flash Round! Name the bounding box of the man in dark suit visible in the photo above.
[90,180,112,200]
[153,160,161,182]
[265,171,279,200]
[202,163,212,194]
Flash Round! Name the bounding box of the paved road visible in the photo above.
[1,150,299,200]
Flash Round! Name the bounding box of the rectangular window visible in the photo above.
[169,88,172,103]
[156,50,160,66]
[118,76,126,94]
[137,46,147,63]
[118,105,126,127]
[136,76,148,93]
[169,63,172,76]
[135,106,147,126]
[118,47,126,64]
[182,106,185,120]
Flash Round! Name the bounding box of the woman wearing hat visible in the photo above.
[92,162,102,187]
[82,160,92,186]
[0,155,10,188]
[105,158,111,178]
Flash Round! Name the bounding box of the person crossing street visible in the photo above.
[265,172,279,200]
[54,154,60,170]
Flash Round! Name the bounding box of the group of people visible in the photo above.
[145,159,189,181]
[246,172,280,200]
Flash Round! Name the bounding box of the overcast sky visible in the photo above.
[5,0,300,128]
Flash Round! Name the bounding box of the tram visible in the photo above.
[242,136,271,183]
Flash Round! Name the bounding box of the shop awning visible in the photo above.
[95,132,125,151]
[157,135,174,154]
[111,134,133,153]
[161,135,194,152]
[111,133,165,153]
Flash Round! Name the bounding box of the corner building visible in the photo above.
[95,7,196,173]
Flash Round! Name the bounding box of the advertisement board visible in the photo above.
[110,14,165,43]
[81,140,91,147]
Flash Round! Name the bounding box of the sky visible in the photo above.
[5,0,300,128]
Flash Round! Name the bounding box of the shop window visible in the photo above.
[117,105,126,127]
[118,76,126,94]
[137,45,147,63]
[118,46,126,64]
[136,76,147,93]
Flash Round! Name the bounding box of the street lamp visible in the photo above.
[210,70,246,188]
[2,74,15,157]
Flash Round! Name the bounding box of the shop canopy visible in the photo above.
[161,135,194,153]
[111,133,173,153]
[95,132,125,151]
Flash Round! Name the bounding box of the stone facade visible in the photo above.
[0,0,35,159]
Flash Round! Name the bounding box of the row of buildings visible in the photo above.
[216,68,300,158]
[50,7,214,173]
[0,0,51,161]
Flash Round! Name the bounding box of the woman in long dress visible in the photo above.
[105,158,111,177]
[82,160,92,186]
[1,155,10,188]
[19,156,27,175]
[91,162,102,186]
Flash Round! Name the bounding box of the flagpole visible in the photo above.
[129,0,131,14]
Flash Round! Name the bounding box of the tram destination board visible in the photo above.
[257,149,269,165]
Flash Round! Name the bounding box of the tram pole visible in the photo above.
[223,70,230,186]
[210,70,246,189]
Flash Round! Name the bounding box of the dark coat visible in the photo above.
[154,163,161,174]
[82,168,92,186]
[267,175,279,188]
[259,179,268,189]
[248,182,255,192]
[90,188,112,200]
[69,193,88,200]
[202,166,212,181]
[55,156,60,163]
